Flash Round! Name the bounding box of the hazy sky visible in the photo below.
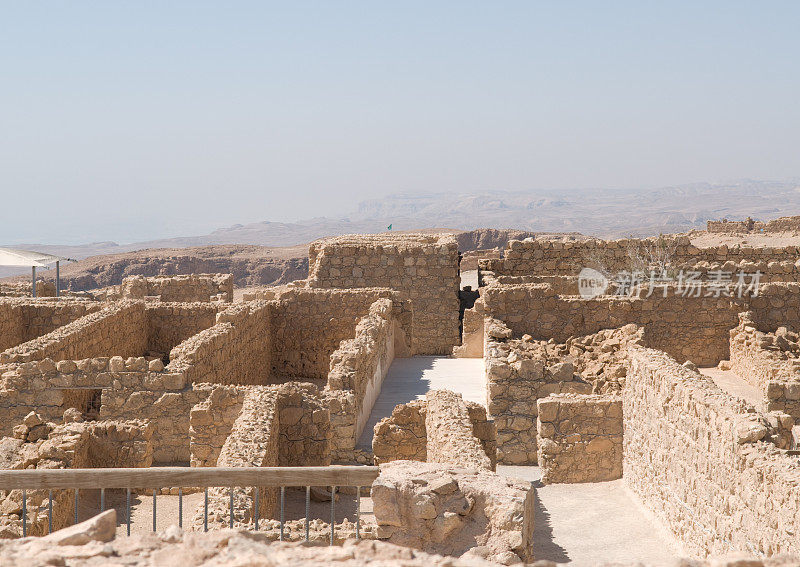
[1,2,799,244]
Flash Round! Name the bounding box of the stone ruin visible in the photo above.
[2,230,800,564]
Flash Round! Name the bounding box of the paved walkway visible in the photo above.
[498,466,684,566]
[357,356,485,450]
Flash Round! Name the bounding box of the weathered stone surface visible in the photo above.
[372,461,534,563]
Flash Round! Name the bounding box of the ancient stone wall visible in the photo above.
[0,357,198,464]
[485,319,593,464]
[372,400,427,465]
[326,298,409,458]
[372,391,495,471]
[425,390,493,471]
[708,215,800,234]
[97,274,234,303]
[194,383,330,530]
[189,384,248,467]
[270,288,410,381]
[536,393,623,483]
[0,299,102,353]
[479,236,800,277]
[308,234,460,355]
[729,312,800,419]
[624,345,800,557]
[0,301,148,364]
[167,301,272,386]
[372,461,534,564]
[145,303,219,359]
[0,416,152,538]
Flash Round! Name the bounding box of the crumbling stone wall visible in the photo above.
[425,390,493,471]
[624,345,800,557]
[0,357,198,464]
[326,298,410,459]
[485,319,593,464]
[480,236,800,277]
[372,461,534,564]
[707,215,800,234]
[308,234,460,355]
[0,299,103,356]
[372,400,427,465]
[189,385,248,467]
[271,287,410,381]
[729,312,800,420]
[0,301,148,364]
[0,415,152,538]
[167,301,272,386]
[372,391,495,470]
[193,383,330,530]
[537,393,623,484]
[145,303,219,360]
[98,274,234,303]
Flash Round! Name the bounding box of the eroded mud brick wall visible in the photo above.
[308,234,460,355]
[624,346,800,557]
[537,393,622,484]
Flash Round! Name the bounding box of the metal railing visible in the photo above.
[0,466,380,543]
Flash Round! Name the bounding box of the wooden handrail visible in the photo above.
[0,466,380,490]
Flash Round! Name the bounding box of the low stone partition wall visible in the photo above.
[0,416,153,538]
[307,233,460,355]
[0,301,148,364]
[271,287,411,381]
[485,319,592,465]
[425,390,494,471]
[372,461,534,564]
[0,299,102,353]
[0,356,199,464]
[326,298,409,460]
[537,394,623,484]
[145,303,220,359]
[372,390,495,471]
[167,300,273,386]
[192,383,330,530]
[99,274,234,303]
[479,235,800,278]
[624,345,800,557]
[729,312,800,419]
[189,385,248,467]
[372,400,427,464]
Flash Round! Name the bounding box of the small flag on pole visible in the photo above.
[387,224,392,231]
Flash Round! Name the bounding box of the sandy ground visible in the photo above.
[498,465,684,566]
[698,366,761,406]
[690,231,800,248]
[357,356,486,451]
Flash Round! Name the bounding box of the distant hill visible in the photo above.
[3,179,800,279]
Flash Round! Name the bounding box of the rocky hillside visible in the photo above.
[3,229,538,291]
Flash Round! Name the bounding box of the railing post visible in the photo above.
[100,488,105,513]
[330,485,336,546]
[305,486,310,542]
[21,489,26,537]
[229,487,234,529]
[203,488,208,533]
[48,490,53,534]
[178,488,183,529]
[126,488,131,536]
[74,488,79,525]
[254,487,259,531]
[152,489,157,532]
[279,486,285,541]
[356,486,361,540]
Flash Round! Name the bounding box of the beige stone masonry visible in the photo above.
[537,393,623,484]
